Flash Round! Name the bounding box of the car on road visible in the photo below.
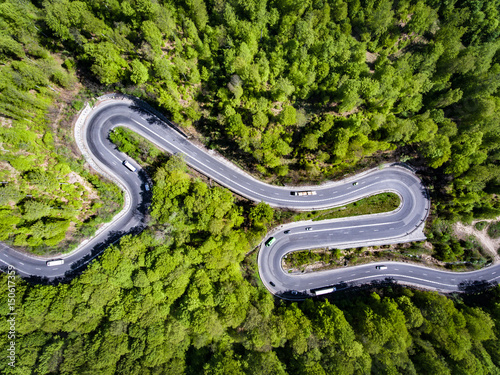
[375,265,387,270]
[305,227,312,231]
[284,230,290,234]
[269,281,275,287]
[352,182,358,186]
[265,237,276,247]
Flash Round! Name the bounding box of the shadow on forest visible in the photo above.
[275,277,500,302]
[458,279,498,293]
[275,278,401,301]
[15,225,147,286]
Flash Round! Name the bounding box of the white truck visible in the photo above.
[313,287,336,296]
[291,191,317,196]
[123,160,137,172]
[46,259,64,266]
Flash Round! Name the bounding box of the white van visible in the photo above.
[375,265,387,270]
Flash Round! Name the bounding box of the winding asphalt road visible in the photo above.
[0,97,497,296]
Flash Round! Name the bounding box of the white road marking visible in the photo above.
[3,105,437,288]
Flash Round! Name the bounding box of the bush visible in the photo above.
[474,221,488,231]
[487,222,500,239]
[71,100,84,111]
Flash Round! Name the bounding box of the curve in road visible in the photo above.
[0,97,496,297]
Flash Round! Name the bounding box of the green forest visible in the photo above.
[2,0,500,248]
[1,0,500,373]
[2,158,500,374]
[35,0,500,223]
[0,0,123,253]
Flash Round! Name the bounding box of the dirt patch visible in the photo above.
[0,117,13,128]
[366,51,379,63]
[67,171,99,200]
[454,221,500,263]
[270,102,284,116]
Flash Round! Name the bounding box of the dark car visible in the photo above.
[305,227,312,231]
[291,290,299,295]
[269,281,275,287]
[284,230,290,234]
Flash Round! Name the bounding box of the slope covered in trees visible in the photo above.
[0,0,123,254]
[1,0,499,250]
[1,157,499,374]
[31,0,500,222]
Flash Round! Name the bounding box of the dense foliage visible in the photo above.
[1,159,500,374]
[0,0,122,253]
[27,0,500,221]
[2,0,500,372]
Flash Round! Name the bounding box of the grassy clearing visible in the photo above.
[284,248,342,269]
[488,221,500,239]
[291,192,400,222]
[282,239,490,274]
[110,127,164,166]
